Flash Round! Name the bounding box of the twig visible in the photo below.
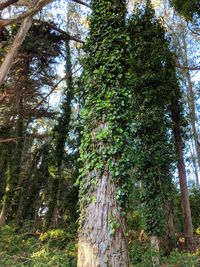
[72,0,90,8]
[33,65,82,110]
[0,0,53,27]
[34,19,85,44]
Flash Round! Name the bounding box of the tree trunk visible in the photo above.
[0,15,32,85]
[182,34,200,187]
[171,87,193,247]
[45,40,73,228]
[77,1,130,265]
[164,199,175,250]
[150,236,160,266]
[185,71,200,187]
[78,169,129,267]
[0,156,7,198]
[0,0,19,9]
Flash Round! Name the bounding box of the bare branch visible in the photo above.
[34,65,82,110]
[34,19,85,44]
[176,62,200,71]
[0,0,19,10]
[0,0,53,27]
[0,0,55,84]
[0,134,48,143]
[72,0,90,8]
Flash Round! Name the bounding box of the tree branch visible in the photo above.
[33,65,82,111]
[34,19,85,44]
[0,0,19,10]
[0,0,53,27]
[0,134,47,143]
[0,0,55,85]
[0,15,33,85]
[176,62,200,71]
[72,0,90,8]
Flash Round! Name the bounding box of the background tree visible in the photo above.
[128,2,176,255]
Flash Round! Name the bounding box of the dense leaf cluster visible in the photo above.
[170,0,200,21]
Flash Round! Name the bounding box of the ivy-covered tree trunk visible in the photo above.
[77,1,131,266]
[0,112,24,225]
[0,151,7,199]
[171,87,193,247]
[128,3,175,259]
[8,116,24,221]
[0,144,12,226]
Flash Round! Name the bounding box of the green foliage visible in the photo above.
[39,228,75,249]
[170,0,200,21]
[162,249,198,266]
[128,3,175,236]
[190,187,200,229]
[78,0,132,225]
[129,239,199,267]
[0,225,77,267]
[130,241,151,266]
[108,215,121,236]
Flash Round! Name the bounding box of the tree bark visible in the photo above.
[164,199,175,250]
[150,236,160,266]
[77,1,130,265]
[0,16,33,85]
[78,169,129,267]
[171,87,193,247]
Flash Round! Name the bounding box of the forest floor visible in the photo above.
[0,224,200,267]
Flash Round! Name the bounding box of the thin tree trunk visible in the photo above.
[45,40,73,228]
[185,72,200,187]
[164,199,175,250]
[0,144,12,226]
[0,15,32,85]
[189,143,199,185]
[0,157,7,198]
[171,87,193,247]
[182,35,200,187]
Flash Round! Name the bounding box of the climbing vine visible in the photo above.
[128,3,175,236]
[78,0,132,225]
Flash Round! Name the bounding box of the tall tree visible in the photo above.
[170,85,194,247]
[0,22,63,225]
[45,39,75,228]
[77,0,131,266]
[128,2,175,256]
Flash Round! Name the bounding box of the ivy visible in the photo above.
[78,0,132,226]
[128,3,175,236]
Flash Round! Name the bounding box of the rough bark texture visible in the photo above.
[77,1,130,265]
[171,88,193,246]
[150,236,160,266]
[164,199,175,250]
[78,171,129,267]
